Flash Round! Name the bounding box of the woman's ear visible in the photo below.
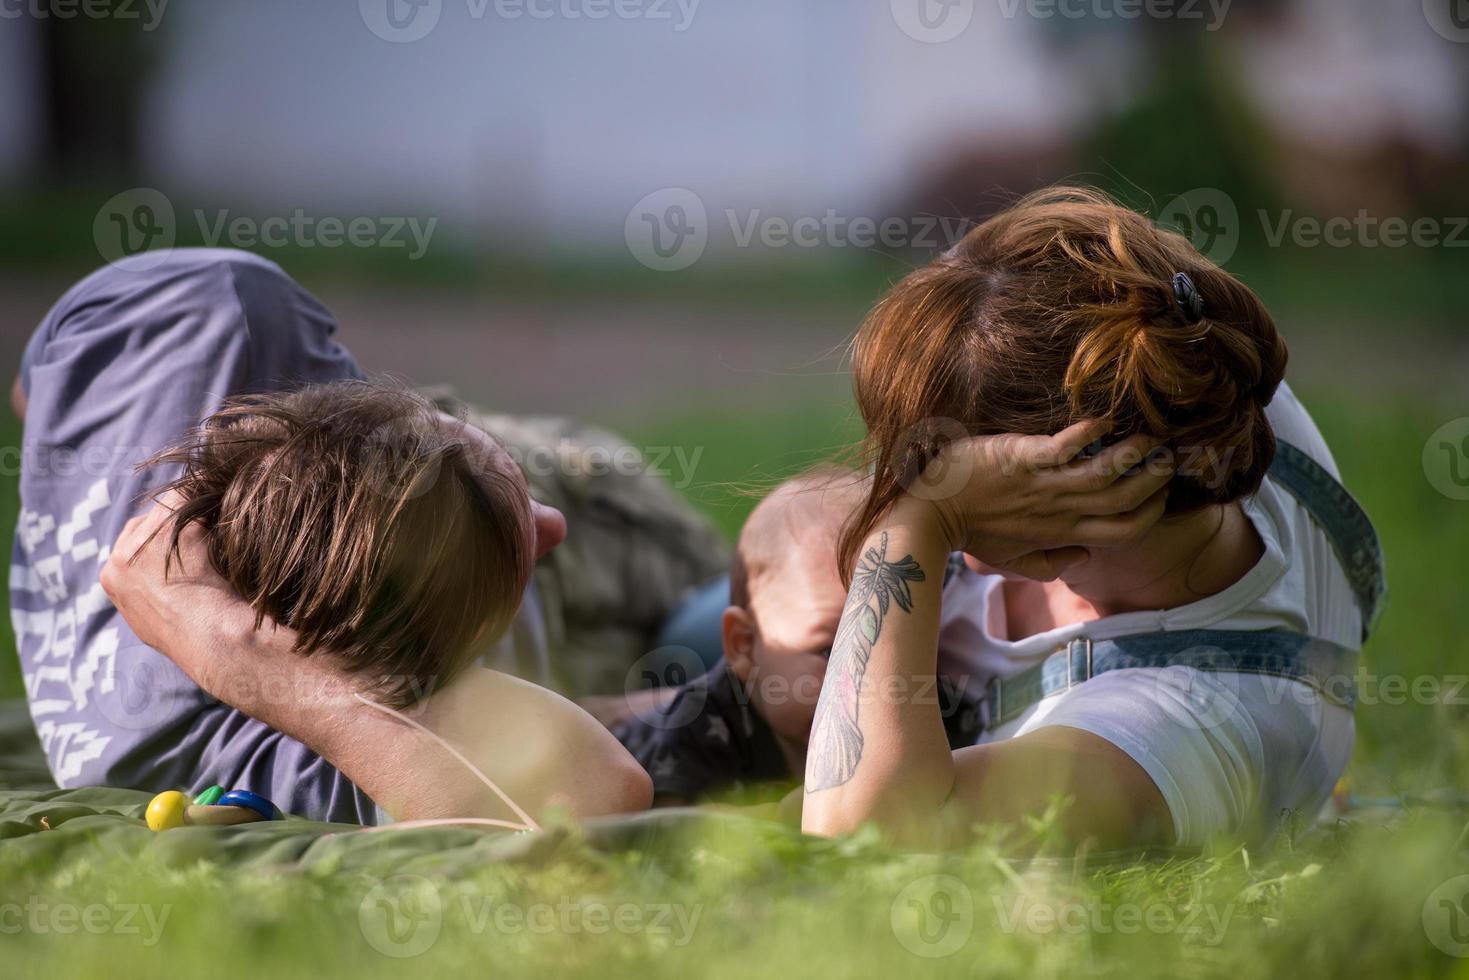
[721,606,757,683]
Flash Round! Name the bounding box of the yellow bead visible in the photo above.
[145,790,189,831]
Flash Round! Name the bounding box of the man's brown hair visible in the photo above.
[148,381,533,708]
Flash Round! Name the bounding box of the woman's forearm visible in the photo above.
[801,498,955,840]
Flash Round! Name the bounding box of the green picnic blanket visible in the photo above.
[0,697,51,793]
[0,699,797,875]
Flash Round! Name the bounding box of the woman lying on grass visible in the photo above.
[801,187,1382,850]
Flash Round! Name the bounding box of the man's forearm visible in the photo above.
[134,603,446,817]
[212,628,650,823]
[103,495,652,824]
[330,668,653,824]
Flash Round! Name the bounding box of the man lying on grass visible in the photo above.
[13,249,648,824]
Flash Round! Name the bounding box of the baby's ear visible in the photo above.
[721,606,757,682]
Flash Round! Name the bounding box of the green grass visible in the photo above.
[3,386,1469,978]
[619,396,865,541]
[2,799,1466,978]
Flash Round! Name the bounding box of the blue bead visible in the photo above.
[217,790,282,821]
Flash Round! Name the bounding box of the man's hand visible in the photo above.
[103,492,227,651]
[101,493,325,726]
[102,493,242,689]
[102,493,376,744]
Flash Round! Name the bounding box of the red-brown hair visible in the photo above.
[839,186,1288,580]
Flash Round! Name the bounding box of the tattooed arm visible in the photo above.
[802,500,954,837]
[802,497,1169,848]
[804,529,928,792]
[802,428,1177,848]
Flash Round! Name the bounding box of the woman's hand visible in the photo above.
[904,421,1174,580]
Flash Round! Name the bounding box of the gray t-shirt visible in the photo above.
[13,249,386,823]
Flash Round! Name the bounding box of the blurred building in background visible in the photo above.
[0,0,1462,254]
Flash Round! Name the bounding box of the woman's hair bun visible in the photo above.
[989,188,1289,510]
[1064,251,1287,510]
[839,186,1291,578]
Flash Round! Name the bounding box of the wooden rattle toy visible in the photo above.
[193,784,224,806]
[144,786,284,831]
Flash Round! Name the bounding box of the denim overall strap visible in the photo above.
[942,551,967,587]
[1266,441,1386,640]
[976,441,1378,731]
[984,629,1359,730]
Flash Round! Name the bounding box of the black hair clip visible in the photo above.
[1171,272,1204,323]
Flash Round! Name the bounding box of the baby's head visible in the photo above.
[722,470,863,743]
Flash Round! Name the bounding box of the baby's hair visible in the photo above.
[730,465,865,608]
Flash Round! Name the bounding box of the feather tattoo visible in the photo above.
[806,531,925,793]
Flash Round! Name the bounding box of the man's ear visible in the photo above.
[721,606,757,683]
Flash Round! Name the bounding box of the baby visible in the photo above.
[611,470,978,805]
